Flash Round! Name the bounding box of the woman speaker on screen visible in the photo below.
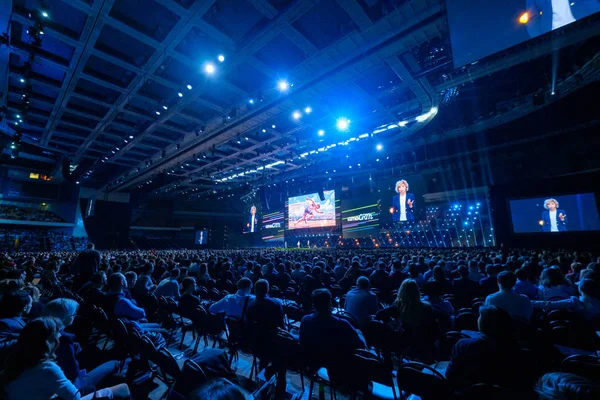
[541,198,567,232]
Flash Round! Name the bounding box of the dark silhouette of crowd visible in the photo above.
[1,245,599,399]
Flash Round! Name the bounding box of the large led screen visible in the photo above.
[342,197,380,239]
[288,190,336,230]
[446,0,600,68]
[261,210,284,242]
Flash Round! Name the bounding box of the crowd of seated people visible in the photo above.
[0,230,90,253]
[0,245,599,399]
[0,204,65,222]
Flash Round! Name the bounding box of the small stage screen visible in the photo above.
[195,229,208,245]
[288,190,336,230]
[509,193,600,233]
[261,210,285,242]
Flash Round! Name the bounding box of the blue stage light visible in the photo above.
[336,117,350,131]
[277,80,289,92]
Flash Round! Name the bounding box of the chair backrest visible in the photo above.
[362,319,395,354]
[455,311,478,331]
[439,331,470,360]
[111,318,130,348]
[397,361,448,400]
[171,359,209,396]
[284,304,306,323]
[335,310,360,330]
[561,354,600,381]
[155,348,182,380]
[251,374,277,400]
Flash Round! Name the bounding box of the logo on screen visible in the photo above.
[265,222,281,229]
[347,213,374,222]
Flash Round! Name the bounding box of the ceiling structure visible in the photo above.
[1,0,599,199]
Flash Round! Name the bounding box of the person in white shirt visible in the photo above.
[525,0,600,37]
[485,271,533,321]
[248,205,258,233]
[392,179,415,222]
[541,198,567,232]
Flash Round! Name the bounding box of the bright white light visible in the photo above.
[20,78,25,83]
[16,115,20,118]
[318,129,325,136]
[416,107,438,122]
[292,111,302,120]
[218,54,225,62]
[376,144,383,151]
[205,63,215,74]
[187,84,192,90]
[271,124,276,129]
[304,106,312,114]
[249,99,254,104]
[42,11,49,18]
[399,120,408,127]
[155,111,161,115]
[262,129,266,133]
[178,92,183,97]
[336,117,350,131]
[551,91,555,95]
[162,105,168,110]
[75,181,80,185]
[277,80,289,92]
[129,135,134,139]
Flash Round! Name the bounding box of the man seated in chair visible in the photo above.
[300,289,366,380]
[485,271,533,321]
[209,277,255,320]
[344,276,378,329]
[446,306,528,389]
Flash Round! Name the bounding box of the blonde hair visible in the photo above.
[42,298,79,325]
[395,180,409,193]
[544,198,559,210]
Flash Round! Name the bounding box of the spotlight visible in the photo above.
[519,12,529,24]
[187,84,192,90]
[551,91,555,95]
[204,63,215,74]
[162,105,168,110]
[249,99,254,104]
[304,106,312,114]
[271,125,276,129]
[376,144,383,151]
[318,129,325,136]
[262,129,266,133]
[155,111,161,115]
[292,111,301,120]
[336,117,350,131]
[277,80,289,92]
[178,92,183,97]
[75,181,80,185]
[129,135,134,139]
[42,11,49,18]
[218,54,225,62]
[19,78,25,83]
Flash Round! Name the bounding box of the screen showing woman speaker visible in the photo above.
[509,193,600,233]
[391,179,415,222]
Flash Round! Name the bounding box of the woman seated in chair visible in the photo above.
[42,298,121,396]
[538,266,576,301]
[376,279,441,363]
[3,317,130,400]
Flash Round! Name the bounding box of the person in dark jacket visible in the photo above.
[0,290,31,336]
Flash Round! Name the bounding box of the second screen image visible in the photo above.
[288,190,336,229]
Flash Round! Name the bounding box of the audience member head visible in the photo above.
[536,372,600,400]
[41,298,79,327]
[478,305,514,342]
[107,273,126,292]
[170,268,180,280]
[485,264,498,278]
[579,278,600,300]
[87,243,95,250]
[237,277,252,294]
[540,266,568,288]
[395,279,424,322]
[311,288,332,316]
[182,277,197,294]
[432,266,446,282]
[4,317,63,382]
[254,279,269,299]
[392,260,402,271]
[422,281,443,299]
[124,271,137,288]
[497,271,517,291]
[142,262,154,275]
[356,276,370,290]
[188,378,248,400]
[0,290,32,318]
[458,265,469,279]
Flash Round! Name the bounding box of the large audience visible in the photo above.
[0,204,65,222]
[1,245,599,399]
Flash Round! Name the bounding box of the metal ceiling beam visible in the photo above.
[72,0,224,164]
[335,0,373,31]
[40,0,113,146]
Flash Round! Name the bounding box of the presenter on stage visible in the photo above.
[541,198,567,232]
[247,205,258,233]
[392,179,415,222]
